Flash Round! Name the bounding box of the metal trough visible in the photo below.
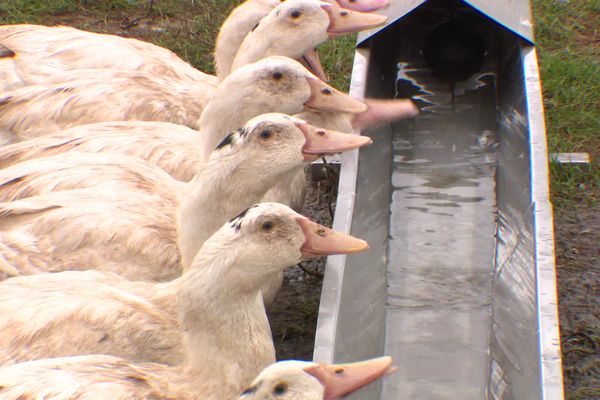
[314,1,564,399]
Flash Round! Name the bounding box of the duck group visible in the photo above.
[0,0,417,398]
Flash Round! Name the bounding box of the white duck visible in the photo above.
[0,57,365,218]
[0,203,368,367]
[0,114,370,297]
[0,55,365,146]
[229,0,386,77]
[0,23,216,92]
[0,203,369,399]
[0,0,384,92]
[215,0,390,79]
[240,356,394,400]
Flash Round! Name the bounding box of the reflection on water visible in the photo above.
[382,59,499,399]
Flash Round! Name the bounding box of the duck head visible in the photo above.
[211,113,372,170]
[213,56,366,121]
[240,356,395,399]
[197,202,367,286]
[232,0,387,80]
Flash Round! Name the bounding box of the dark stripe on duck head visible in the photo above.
[0,44,15,58]
[215,132,235,150]
[215,127,248,150]
[229,207,250,223]
[229,206,253,232]
[237,127,249,138]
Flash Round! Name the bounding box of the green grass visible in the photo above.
[533,0,600,208]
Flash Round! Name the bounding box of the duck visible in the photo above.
[0,202,369,399]
[0,57,366,218]
[215,0,390,79]
[0,0,384,93]
[0,55,365,147]
[229,0,386,78]
[239,356,394,400]
[0,23,216,92]
[0,114,370,302]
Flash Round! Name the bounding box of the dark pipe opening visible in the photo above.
[422,20,486,84]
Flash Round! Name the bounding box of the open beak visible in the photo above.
[299,48,329,82]
[335,0,389,12]
[304,356,396,400]
[294,121,372,162]
[296,217,368,258]
[304,76,367,113]
[322,2,388,37]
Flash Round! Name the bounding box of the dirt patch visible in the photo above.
[555,202,600,399]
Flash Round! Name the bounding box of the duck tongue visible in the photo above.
[299,48,329,83]
[303,356,396,399]
[294,121,372,162]
[296,217,368,258]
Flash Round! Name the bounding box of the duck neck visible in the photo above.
[178,250,276,396]
[195,94,249,161]
[214,0,278,80]
[177,155,276,270]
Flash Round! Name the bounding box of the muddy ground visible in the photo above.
[555,202,600,399]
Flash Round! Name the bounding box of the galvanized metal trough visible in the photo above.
[314,1,564,399]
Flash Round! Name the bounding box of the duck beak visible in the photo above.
[295,121,372,162]
[335,0,389,12]
[296,217,368,258]
[323,2,388,37]
[299,48,329,82]
[303,356,396,400]
[304,76,367,113]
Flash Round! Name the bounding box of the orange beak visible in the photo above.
[334,0,389,12]
[296,217,368,258]
[304,76,367,113]
[294,121,372,162]
[322,2,388,37]
[304,356,396,399]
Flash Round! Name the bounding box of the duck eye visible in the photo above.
[273,382,288,395]
[322,88,332,95]
[272,71,283,80]
[260,130,272,140]
[290,10,302,19]
[262,221,274,232]
[334,367,345,374]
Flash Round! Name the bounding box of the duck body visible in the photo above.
[0,24,217,91]
[0,270,182,366]
[0,72,211,143]
[0,355,192,400]
[0,185,181,282]
[0,121,203,182]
